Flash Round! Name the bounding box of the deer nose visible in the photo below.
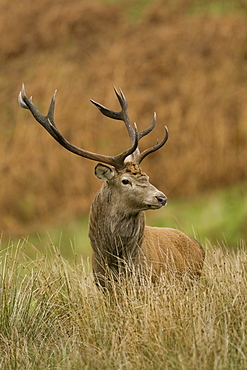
[156,196,167,206]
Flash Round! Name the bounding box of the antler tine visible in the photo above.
[113,88,159,142]
[136,126,169,164]
[18,83,58,135]
[18,84,33,108]
[89,100,122,121]
[18,84,138,170]
[90,87,136,146]
[90,87,157,149]
[138,112,156,140]
[90,87,127,121]
[90,88,168,164]
[113,87,127,112]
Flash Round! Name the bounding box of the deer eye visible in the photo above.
[122,179,130,185]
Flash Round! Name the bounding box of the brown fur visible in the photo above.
[89,162,205,287]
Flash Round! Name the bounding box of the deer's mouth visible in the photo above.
[146,196,167,210]
[146,204,163,210]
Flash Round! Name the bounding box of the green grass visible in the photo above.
[2,183,246,262]
[0,240,246,369]
[189,0,247,16]
[102,0,153,21]
[147,182,247,248]
[107,0,247,20]
[102,0,247,24]
[1,218,90,263]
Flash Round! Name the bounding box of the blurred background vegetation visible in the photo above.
[0,0,247,260]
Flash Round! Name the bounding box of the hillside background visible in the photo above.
[0,0,247,250]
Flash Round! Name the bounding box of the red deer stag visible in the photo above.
[18,84,205,287]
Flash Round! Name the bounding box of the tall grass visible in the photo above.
[0,239,246,369]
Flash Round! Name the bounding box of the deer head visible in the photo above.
[94,161,167,215]
[18,84,168,211]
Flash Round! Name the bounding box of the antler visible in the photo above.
[90,87,168,164]
[18,84,138,170]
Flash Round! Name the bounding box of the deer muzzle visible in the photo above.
[155,196,167,206]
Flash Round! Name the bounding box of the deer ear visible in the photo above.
[94,163,115,181]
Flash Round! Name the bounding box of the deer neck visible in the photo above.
[89,185,145,261]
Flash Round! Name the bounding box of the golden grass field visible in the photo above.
[0,240,246,369]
